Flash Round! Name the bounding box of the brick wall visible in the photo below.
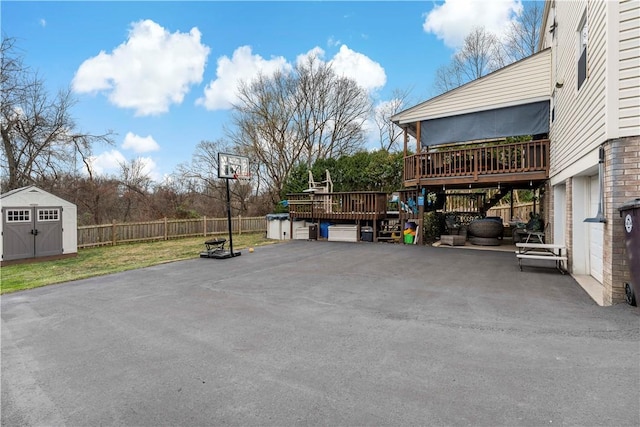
[605,136,640,304]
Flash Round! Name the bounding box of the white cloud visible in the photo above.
[423,0,523,48]
[72,19,210,116]
[86,150,161,181]
[327,36,341,47]
[329,45,386,92]
[198,44,386,110]
[196,45,291,110]
[295,46,326,68]
[122,132,160,153]
[39,19,46,28]
[296,45,385,92]
[88,150,126,176]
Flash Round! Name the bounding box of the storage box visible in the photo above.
[328,225,358,242]
[294,226,309,240]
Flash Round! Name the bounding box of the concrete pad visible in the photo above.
[2,241,639,426]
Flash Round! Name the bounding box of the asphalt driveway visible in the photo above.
[2,240,639,426]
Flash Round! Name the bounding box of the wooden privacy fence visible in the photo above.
[486,202,535,224]
[77,216,267,248]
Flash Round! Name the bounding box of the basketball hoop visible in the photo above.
[218,153,250,180]
[216,152,251,258]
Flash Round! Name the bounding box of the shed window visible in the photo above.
[6,209,31,223]
[38,209,60,221]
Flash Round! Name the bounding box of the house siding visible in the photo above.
[619,1,640,137]
[393,50,551,124]
[548,0,609,177]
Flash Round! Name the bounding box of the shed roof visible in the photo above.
[1,185,76,207]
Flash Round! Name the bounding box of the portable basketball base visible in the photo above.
[199,238,241,259]
[200,249,241,259]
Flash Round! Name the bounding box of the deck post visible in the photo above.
[403,128,408,157]
[418,188,424,245]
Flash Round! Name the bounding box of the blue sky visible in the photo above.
[3,0,532,182]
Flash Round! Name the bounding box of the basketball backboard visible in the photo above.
[218,153,250,179]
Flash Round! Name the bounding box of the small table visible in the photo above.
[441,234,466,246]
[516,243,567,274]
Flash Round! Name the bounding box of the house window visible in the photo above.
[6,209,31,223]
[577,13,588,90]
[38,209,60,221]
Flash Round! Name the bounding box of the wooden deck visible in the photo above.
[287,192,388,221]
[404,139,550,189]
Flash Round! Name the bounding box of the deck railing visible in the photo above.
[287,192,388,221]
[404,139,550,183]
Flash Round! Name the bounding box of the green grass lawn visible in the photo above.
[1,233,277,294]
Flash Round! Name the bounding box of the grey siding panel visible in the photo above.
[619,0,640,137]
[549,0,609,177]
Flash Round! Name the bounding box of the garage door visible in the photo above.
[589,175,604,283]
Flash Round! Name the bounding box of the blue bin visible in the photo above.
[320,222,332,239]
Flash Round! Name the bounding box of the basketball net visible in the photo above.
[233,172,251,181]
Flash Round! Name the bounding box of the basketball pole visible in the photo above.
[225,176,235,257]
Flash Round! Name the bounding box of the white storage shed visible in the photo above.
[266,213,291,240]
[1,186,77,264]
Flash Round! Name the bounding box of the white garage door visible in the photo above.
[589,175,604,283]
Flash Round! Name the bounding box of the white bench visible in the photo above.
[516,243,567,274]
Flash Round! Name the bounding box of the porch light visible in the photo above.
[584,146,607,223]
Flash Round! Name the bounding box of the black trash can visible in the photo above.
[619,198,640,306]
[361,226,373,242]
[308,224,318,240]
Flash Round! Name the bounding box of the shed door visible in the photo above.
[35,207,63,257]
[2,208,35,261]
[2,207,63,261]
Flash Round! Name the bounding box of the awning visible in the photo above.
[421,101,550,147]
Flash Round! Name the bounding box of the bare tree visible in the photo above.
[433,62,466,95]
[373,88,413,152]
[0,36,113,191]
[432,4,544,96]
[454,26,505,82]
[117,158,153,221]
[229,56,370,203]
[232,71,301,204]
[432,26,504,95]
[295,55,370,162]
[504,1,544,62]
[178,139,253,216]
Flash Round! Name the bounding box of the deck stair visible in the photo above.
[483,185,512,213]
